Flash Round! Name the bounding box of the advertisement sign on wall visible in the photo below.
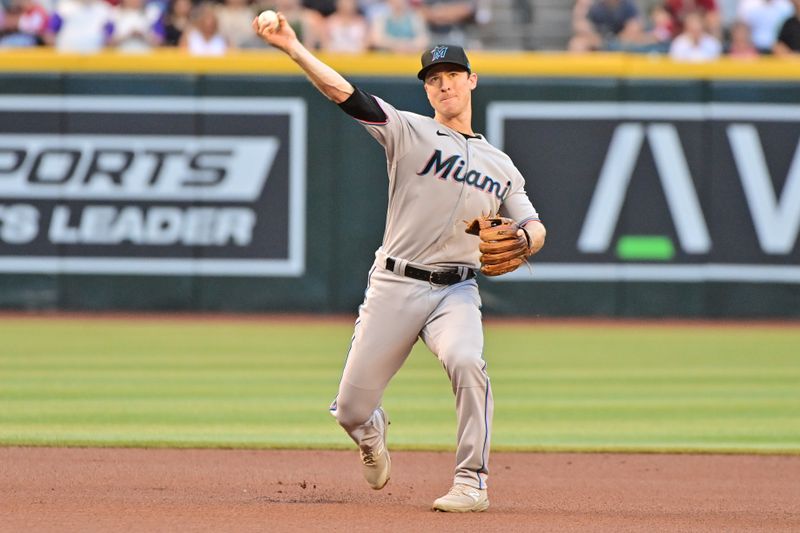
[487,102,800,283]
[0,96,306,276]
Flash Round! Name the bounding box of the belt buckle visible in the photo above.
[429,270,459,285]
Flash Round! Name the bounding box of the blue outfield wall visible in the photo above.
[0,71,798,318]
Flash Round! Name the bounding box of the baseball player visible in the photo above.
[254,14,546,513]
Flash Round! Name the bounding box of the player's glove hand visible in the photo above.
[465,215,531,276]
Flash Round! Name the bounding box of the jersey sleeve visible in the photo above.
[338,86,387,123]
[498,166,541,227]
[340,91,414,163]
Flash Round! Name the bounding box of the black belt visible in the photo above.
[385,257,476,286]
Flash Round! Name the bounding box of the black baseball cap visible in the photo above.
[417,45,471,81]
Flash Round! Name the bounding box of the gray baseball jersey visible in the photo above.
[360,96,540,269]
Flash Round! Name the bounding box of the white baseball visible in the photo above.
[258,10,278,30]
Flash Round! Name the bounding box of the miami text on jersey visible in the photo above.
[417,149,511,200]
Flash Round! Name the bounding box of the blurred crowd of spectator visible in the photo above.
[570,0,800,60]
[0,0,482,54]
[1,0,799,58]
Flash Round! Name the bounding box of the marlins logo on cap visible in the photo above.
[431,46,448,61]
[417,45,472,81]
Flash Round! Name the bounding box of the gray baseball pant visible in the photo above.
[329,255,493,489]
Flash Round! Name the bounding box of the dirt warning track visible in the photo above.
[2,447,799,532]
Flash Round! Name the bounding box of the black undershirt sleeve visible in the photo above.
[338,85,388,123]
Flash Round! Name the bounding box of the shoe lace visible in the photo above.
[448,484,478,498]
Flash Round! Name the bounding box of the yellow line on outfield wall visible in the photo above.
[2,49,800,80]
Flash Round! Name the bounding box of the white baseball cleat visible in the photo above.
[432,483,489,512]
[360,407,390,490]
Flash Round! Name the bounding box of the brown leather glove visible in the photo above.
[465,215,531,276]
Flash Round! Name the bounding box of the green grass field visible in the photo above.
[1,317,798,453]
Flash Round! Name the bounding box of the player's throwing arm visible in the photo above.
[252,12,353,104]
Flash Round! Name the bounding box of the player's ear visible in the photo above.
[469,72,478,90]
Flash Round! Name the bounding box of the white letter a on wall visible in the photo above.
[578,123,711,254]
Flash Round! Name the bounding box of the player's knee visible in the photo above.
[333,397,374,431]
[440,347,486,386]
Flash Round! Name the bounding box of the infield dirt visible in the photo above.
[2,447,798,532]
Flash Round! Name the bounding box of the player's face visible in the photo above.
[423,66,478,118]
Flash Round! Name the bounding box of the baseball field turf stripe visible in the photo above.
[616,236,676,261]
[2,319,799,453]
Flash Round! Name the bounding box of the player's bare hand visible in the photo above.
[252,12,297,52]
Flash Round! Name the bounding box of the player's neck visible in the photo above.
[435,111,474,136]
